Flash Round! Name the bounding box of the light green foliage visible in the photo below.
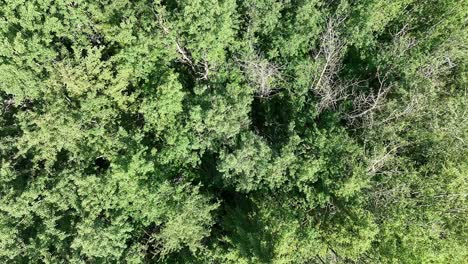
[219,131,272,192]
[140,72,185,134]
[0,0,466,263]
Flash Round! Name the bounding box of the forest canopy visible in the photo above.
[0,0,467,263]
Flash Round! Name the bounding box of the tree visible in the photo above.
[0,0,466,262]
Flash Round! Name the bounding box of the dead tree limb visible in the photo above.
[152,4,211,80]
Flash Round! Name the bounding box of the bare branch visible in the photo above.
[175,41,195,70]
[367,144,402,174]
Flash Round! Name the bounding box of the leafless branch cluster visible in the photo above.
[240,53,282,98]
[372,93,422,128]
[312,18,414,126]
[2,98,14,113]
[312,17,348,112]
[391,23,417,57]
[345,22,434,127]
[419,55,457,81]
[346,70,392,123]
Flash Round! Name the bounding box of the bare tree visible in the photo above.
[240,53,282,98]
[312,16,348,112]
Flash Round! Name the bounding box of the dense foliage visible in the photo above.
[1,0,467,263]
